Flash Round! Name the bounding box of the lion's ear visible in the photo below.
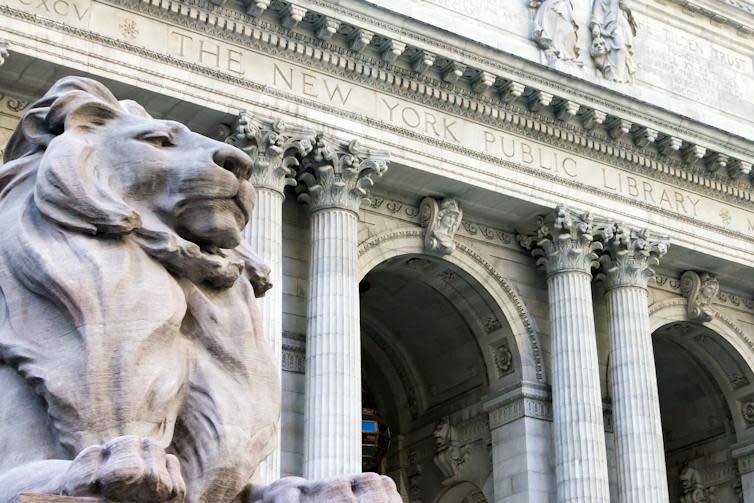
[20,107,58,147]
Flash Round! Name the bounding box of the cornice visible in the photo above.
[97,0,754,202]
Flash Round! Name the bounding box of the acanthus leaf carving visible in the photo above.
[296,134,389,213]
[595,221,669,289]
[225,111,316,194]
[680,270,720,323]
[419,197,462,256]
[518,204,602,276]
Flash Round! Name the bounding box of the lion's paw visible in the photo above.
[251,473,401,503]
[61,435,185,502]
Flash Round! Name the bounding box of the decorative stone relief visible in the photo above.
[679,465,716,503]
[589,0,638,83]
[518,204,602,276]
[595,221,669,289]
[0,39,8,66]
[742,401,754,425]
[419,197,463,255]
[225,111,316,193]
[433,417,471,483]
[492,340,514,378]
[680,271,720,323]
[296,134,390,213]
[529,0,581,66]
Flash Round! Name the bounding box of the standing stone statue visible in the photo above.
[0,77,400,503]
[589,0,638,82]
[529,0,581,66]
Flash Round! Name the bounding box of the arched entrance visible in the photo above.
[359,253,510,502]
[653,320,754,502]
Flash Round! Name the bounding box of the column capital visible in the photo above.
[595,222,669,290]
[518,204,602,276]
[297,134,389,213]
[225,111,316,194]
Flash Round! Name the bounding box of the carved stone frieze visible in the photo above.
[595,221,669,289]
[224,111,316,193]
[518,204,602,276]
[680,271,720,323]
[529,0,581,66]
[419,197,463,256]
[296,135,389,213]
[589,0,638,83]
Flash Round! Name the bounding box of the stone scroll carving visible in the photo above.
[419,197,462,255]
[529,0,581,67]
[589,0,638,83]
[680,465,716,503]
[680,271,720,323]
[0,77,400,503]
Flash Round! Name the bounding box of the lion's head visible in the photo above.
[1,76,269,291]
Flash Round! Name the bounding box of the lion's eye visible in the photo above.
[139,132,174,148]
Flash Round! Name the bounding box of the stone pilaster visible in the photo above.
[733,442,754,503]
[225,112,315,484]
[298,135,389,479]
[518,204,610,503]
[596,222,670,503]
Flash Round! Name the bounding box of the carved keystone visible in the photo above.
[419,197,463,255]
[680,271,719,323]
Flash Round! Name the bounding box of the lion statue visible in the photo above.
[0,77,400,503]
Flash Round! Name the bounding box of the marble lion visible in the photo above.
[0,77,400,503]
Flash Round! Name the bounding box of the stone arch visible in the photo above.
[358,227,546,385]
[649,297,754,438]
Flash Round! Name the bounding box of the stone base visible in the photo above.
[20,495,110,503]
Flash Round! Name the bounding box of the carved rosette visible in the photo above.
[680,271,719,323]
[225,111,316,194]
[742,402,754,425]
[297,134,389,213]
[419,197,462,256]
[518,204,602,276]
[0,40,8,66]
[595,222,669,290]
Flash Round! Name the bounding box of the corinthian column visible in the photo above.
[298,135,389,479]
[519,204,610,503]
[596,222,670,502]
[226,112,315,484]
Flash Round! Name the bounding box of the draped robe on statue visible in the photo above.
[589,0,637,82]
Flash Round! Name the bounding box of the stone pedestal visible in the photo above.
[597,222,669,502]
[297,136,388,479]
[519,205,610,503]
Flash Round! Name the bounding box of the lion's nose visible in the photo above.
[212,143,252,181]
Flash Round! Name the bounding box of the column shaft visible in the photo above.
[245,188,284,484]
[548,271,610,503]
[303,208,361,479]
[607,286,668,502]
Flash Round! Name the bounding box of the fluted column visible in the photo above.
[519,205,610,503]
[596,223,669,502]
[298,135,389,479]
[226,113,315,484]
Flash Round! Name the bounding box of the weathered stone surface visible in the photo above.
[0,77,400,503]
[21,495,112,502]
